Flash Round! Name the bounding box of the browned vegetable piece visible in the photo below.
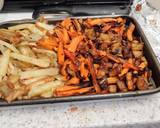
[117,80,128,92]
[106,53,121,63]
[56,85,80,92]
[66,77,80,85]
[87,57,101,93]
[137,76,149,90]
[108,85,117,93]
[58,41,65,65]
[67,35,84,53]
[126,72,135,91]
[6,86,29,103]
[132,51,143,58]
[55,86,94,97]
[107,77,118,84]
[127,23,135,41]
[123,62,139,71]
[87,18,117,26]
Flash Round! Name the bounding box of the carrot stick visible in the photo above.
[102,24,112,32]
[37,37,57,50]
[66,77,80,85]
[56,85,80,92]
[80,61,89,79]
[123,62,139,71]
[64,49,76,62]
[87,57,101,93]
[55,87,94,97]
[67,35,84,53]
[58,41,65,65]
[88,18,116,26]
[61,18,72,29]
[62,28,70,44]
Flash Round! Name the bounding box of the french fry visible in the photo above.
[0,50,11,81]
[19,68,59,79]
[10,53,50,67]
[28,80,63,98]
[0,40,19,53]
[20,76,45,85]
[40,90,53,98]
[36,22,55,31]
[8,24,44,36]
[28,77,55,89]
[6,86,29,103]
[32,47,57,57]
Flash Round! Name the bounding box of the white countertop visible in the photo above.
[1,1,160,128]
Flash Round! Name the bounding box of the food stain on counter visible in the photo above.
[68,105,78,113]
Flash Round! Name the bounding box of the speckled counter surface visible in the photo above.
[1,1,160,128]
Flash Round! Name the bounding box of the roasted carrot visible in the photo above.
[56,85,80,92]
[127,22,135,41]
[80,61,89,79]
[102,24,112,32]
[58,41,65,65]
[60,62,68,79]
[87,57,101,93]
[62,28,70,44]
[64,49,76,62]
[88,18,116,26]
[67,35,84,53]
[55,87,94,97]
[68,26,78,37]
[123,62,139,71]
[66,77,80,85]
[61,18,72,29]
[37,37,58,50]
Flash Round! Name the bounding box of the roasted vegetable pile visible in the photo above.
[38,17,152,97]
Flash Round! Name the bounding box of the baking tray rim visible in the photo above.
[0,15,160,107]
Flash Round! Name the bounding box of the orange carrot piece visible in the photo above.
[88,18,116,26]
[58,42,65,65]
[55,87,94,97]
[62,28,70,44]
[64,50,76,62]
[61,18,72,29]
[56,85,80,92]
[37,37,57,50]
[80,61,89,79]
[67,35,84,53]
[102,24,112,32]
[87,57,101,93]
[123,62,139,71]
[66,77,80,85]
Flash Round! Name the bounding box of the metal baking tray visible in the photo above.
[0,15,160,107]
